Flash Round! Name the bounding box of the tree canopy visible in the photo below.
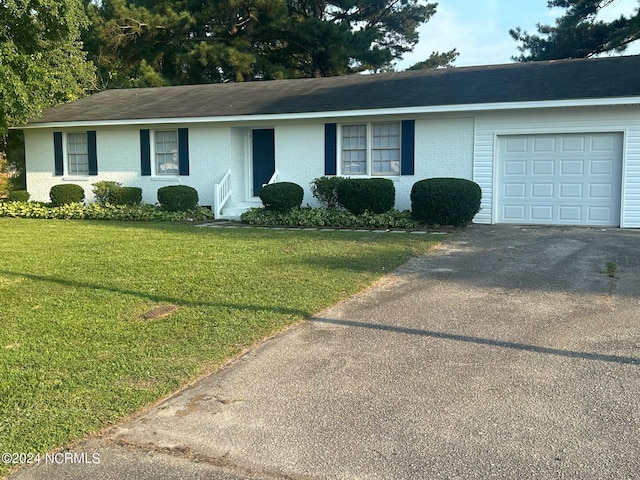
[511,0,640,61]
[407,49,459,70]
[0,0,95,133]
[83,0,441,88]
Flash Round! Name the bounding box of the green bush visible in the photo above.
[411,177,481,227]
[241,207,420,229]
[157,185,199,212]
[259,182,304,212]
[50,184,85,206]
[336,178,395,215]
[310,176,345,209]
[92,181,122,205]
[112,186,142,206]
[92,181,142,206]
[8,190,30,202]
[0,201,213,221]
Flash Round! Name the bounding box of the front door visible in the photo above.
[252,129,275,197]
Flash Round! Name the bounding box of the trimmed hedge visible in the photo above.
[50,184,85,206]
[8,190,30,202]
[241,207,420,229]
[411,178,481,227]
[310,176,345,209]
[336,178,395,215]
[157,185,199,212]
[259,182,304,212]
[0,201,213,221]
[112,186,142,206]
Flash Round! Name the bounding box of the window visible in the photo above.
[372,123,400,174]
[67,133,89,175]
[342,125,367,174]
[155,130,179,175]
[341,123,401,176]
[140,128,189,177]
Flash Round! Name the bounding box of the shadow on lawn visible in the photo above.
[0,269,311,318]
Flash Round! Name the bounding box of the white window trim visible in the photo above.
[338,122,402,177]
[62,131,90,179]
[151,129,180,177]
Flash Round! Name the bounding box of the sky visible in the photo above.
[396,0,640,69]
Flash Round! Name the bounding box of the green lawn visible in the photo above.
[0,218,441,475]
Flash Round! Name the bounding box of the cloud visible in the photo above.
[596,0,639,21]
[395,0,640,70]
[396,2,518,68]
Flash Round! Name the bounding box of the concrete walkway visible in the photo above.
[10,225,640,479]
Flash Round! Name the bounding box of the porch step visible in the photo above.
[218,201,262,220]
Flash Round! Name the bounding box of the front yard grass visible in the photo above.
[0,218,441,476]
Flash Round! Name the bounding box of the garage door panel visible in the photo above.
[561,137,586,152]
[533,137,556,152]
[531,183,554,198]
[559,183,583,198]
[532,160,554,175]
[505,138,528,153]
[531,205,554,221]
[505,160,527,175]
[560,160,585,175]
[589,184,613,199]
[558,206,583,222]
[504,183,526,198]
[497,133,622,226]
[591,135,616,152]
[590,159,614,175]
[588,206,614,222]
[503,205,526,221]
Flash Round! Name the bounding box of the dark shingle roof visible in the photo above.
[28,55,640,125]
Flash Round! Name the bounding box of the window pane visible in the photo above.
[343,149,366,174]
[156,131,178,175]
[67,133,88,175]
[372,123,400,175]
[342,125,367,175]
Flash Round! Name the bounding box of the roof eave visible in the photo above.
[18,96,640,130]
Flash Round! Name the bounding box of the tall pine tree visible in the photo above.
[511,0,640,61]
[84,0,439,87]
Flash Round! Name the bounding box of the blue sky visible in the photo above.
[396,0,640,69]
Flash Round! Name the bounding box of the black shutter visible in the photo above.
[140,129,151,176]
[53,132,63,176]
[87,131,98,175]
[401,120,415,176]
[324,123,337,175]
[178,128,189,176]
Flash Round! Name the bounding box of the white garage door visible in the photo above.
[497,133,623,226]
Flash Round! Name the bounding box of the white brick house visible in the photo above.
[19,55,640,227]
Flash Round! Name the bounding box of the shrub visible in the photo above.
[8,190,30,202]
[310,176,345,209]
[92,181,122,205]
[0,152,9,199]
[336,178,395,215]
[50,184,85,206]
[112,186,142,206]
[241,206,420,229]
[410,177,481,227]
[0,201,213,221]
[259,182,304,212]
[157,185,199,212]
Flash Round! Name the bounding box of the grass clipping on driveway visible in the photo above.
[0,218,440,471]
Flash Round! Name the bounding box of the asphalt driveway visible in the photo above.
[10,225,640,479]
